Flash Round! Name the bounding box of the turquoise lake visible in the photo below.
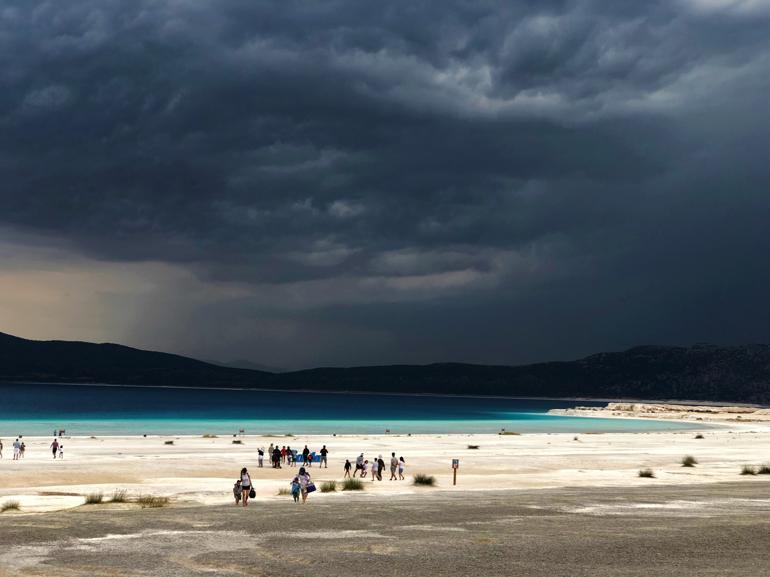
[0,383,703,436]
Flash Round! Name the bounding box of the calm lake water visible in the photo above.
[0,383,702,436]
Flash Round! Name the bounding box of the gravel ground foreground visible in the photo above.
[2,482,770,576]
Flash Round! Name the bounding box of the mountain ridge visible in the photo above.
[1,331,769,403]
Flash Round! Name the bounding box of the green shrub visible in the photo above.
[84,492,104,504]
[741,465,758,476]
[1,500,20,513]
[135,495,170,508]
[342,478,365,491]
[681,455,698,467]
[413,474,436,486]
[111,489,128,503]
[320,481,337,493]
[638,468,655,478]
[202,434,217,438]
[277,487,291,496]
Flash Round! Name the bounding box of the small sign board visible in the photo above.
[452,459,460,469]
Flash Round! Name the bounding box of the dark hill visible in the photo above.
[1,332,769,402]
[0,331,271,387]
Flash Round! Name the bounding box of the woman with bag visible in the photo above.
[296,466,314,503]
[240,467,254,507]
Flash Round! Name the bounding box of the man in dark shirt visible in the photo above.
[319,445,329,468]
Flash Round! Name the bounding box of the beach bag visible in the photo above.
[249,487,256,498]
[306,482,316,493]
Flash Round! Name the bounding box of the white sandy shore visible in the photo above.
[3,404,770,514]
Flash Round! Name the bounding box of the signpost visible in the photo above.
[452,458,459,485]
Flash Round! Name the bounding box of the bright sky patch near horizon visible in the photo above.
[1,1,769,369]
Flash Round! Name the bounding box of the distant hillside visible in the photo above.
[1,332,769,402]
[0,331,271,387]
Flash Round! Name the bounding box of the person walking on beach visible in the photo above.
[398,456,406,480]
[361,459,369,478]
[281,446,287,464]
[268,443,274,460]
[320,445,329,468]
[0,439,3,459]
[258,447,264,468]
[343,459,352,478]
[50,438,59,460]
[294,467,313,504]
[302,445,310,466]
[57,444,63,459]
[377,455,385,481]
[240,467,252,507]
[390,452,399,480]
[233,479,242,505]
[12,439,20,460]
[20,442,26,458]
[354,453,364,477]
[290,476,301,503]
[272,446,282,468]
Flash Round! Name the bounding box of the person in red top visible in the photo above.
[281,446,287,464]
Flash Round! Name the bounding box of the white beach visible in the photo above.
[3,405,770,514]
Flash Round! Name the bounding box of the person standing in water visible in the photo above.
[240,468,252,507]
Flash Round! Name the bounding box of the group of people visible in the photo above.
[233,446,405,507]
[0,438,27,460]
[344,452,405,481]
[257,444,329,469]
[233,465,314,506]
[0,437,64,460]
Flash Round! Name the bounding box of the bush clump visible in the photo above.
[84,492,104,504]
[1,500,20,513]
[135,495,170,508]
[413,474,437,486]
[681,455,698,467]
[638,468,655,478]
[320,481,337,493]
[694,433,705,439]
[741,465,758,476]
[758,465,770,475]
[232,440,243,445]
[164,440,174,445]
[111,489,128,503]
[342,478,365,491]
[467,445,480,450]
[277,487,291,496]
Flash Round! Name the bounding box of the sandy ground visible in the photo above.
[2,412,770,513]
[3,483,770,576]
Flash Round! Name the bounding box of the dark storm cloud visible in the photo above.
[1,0,769,367]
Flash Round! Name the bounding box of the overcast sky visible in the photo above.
[1,0,769,369]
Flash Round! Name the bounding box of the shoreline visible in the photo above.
[1,380,765,407]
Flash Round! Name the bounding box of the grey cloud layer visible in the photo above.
[1,0,769,366]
